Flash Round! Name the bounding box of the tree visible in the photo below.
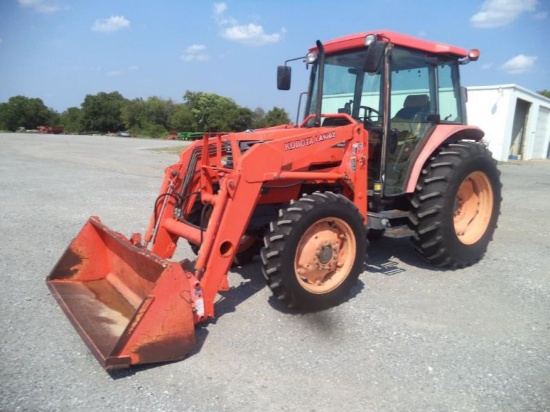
[0,91,291,135]
[121,96,177,137]
[537,90,550,99]
[0,95,56,131]
[263,107,291,127]
[144,96,176,129]
[168,104,195,131]
[59,107,83,133]
[120,98,147,131]
[251,107,267,129]
[227,106,254,131]
[80,91,127,133]
[183,91,244,132]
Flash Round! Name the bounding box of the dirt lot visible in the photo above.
[1,133,549,411]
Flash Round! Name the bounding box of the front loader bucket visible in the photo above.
[47,217,196,370]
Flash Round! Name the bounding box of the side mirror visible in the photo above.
[363,41,386,73]
[277,66,291,90]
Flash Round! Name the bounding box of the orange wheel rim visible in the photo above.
[294,217,356,294]
[454,171,494,245]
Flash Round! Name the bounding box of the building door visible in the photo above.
[509,98,531,160]
[532,106,549,159]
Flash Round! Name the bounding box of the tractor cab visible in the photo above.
[279,31,478,215]
[311,41,467,199]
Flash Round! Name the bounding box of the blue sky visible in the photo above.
[0,0,548,117]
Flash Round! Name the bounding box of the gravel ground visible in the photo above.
[1,133,549,412]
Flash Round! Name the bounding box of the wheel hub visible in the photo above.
[317,245,334,264]
[454,171,494,245]
[294,218,356,293]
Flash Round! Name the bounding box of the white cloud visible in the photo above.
[213,2,227,16]
[481,62,494,70]
[533,11,548,20]
[92,16,130,33]
[106,70,123,77]
[212,2,284,46]
[501,54,537,74]
[185,44,206,53]
[18,0,61,14]
[105,66,138,76]
[222,23,281,46]
[471,0,538,28]
[0,38,3,44]
[180,44,210,62]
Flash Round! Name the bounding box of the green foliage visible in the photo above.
[181,91,288,132]
[0,95,56,131]
[121,96,176,134]
[81,91,127,133]
[168,104,195,131]
[263,107,291,127]
[227,106,254,131]
[1,90,291,136]
[537,90,550,99]
[183,91,242,131]
[59,107,83,133]
[251,107,267,128]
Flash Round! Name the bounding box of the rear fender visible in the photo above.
[404,125,484,194]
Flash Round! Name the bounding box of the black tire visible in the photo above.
[261,192,367,310]
[409,141,501,268]
[187,202,260,266]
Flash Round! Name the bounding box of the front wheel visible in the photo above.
[409,142,501,268]
[261,192,367,310]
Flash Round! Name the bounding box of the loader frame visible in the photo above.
[47,30,497,370]
[143,114,368,322]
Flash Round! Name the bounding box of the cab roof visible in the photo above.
[311,30,468,58]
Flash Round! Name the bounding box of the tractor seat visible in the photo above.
[393,94,429,120]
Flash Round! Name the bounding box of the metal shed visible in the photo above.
[466,84,550,162]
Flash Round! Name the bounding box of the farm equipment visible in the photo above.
[47,30,501,369]
[165,131,204,140]
[38,125,64,134]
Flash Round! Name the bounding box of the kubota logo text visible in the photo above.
[284,132,336,151]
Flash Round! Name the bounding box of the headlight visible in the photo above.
[305,52,318,64]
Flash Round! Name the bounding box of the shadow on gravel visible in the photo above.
[108,260,267,377]
[108,359,182,379]
[212,259,267,319]
[110,237,442,378]
[266,279,365,314]
[364,236,446,274]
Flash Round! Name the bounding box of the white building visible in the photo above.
[466,84,550,162]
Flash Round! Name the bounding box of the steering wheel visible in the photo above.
[359,105,381,127]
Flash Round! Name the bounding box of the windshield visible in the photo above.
[306,49,383,125]
[302,44,464,196]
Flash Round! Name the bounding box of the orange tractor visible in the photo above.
[47,31,501,369]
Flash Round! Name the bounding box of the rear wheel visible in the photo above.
[409,142,501,268]
[261,192,366,310]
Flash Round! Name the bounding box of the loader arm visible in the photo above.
[46,116,368,369]
[148,115,369,321]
